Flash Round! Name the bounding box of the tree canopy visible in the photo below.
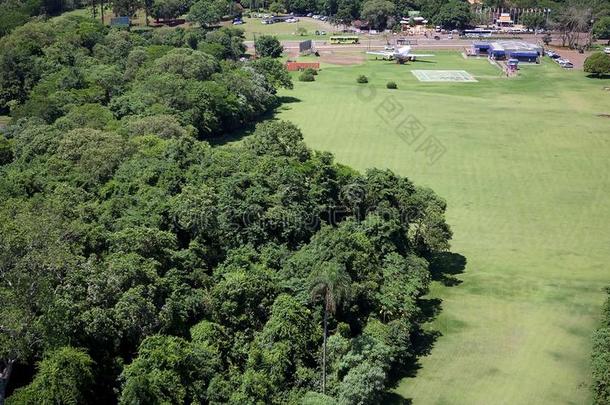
[255,35,284,58]
[593,16,610,43]
[187,0,230,27]
[433,0,472,30]
[0,13,453,405]
[360,0,396,30]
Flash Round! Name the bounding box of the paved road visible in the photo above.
[246,33,592,69]
[244,38,473,54]
[246,33,553,52]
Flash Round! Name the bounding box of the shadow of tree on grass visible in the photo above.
[429,251,467,287]
[208,95,302,146]
[386,251,467,401]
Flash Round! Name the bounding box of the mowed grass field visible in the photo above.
[226,16,337,40]
[275,52,610,404]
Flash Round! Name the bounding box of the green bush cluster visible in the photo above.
[299,71,316,81]
[592,289,610,404]
[584,52,610,77]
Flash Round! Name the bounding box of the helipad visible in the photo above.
[412,70,477,82]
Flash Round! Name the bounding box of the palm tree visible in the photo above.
[309,262,351,395]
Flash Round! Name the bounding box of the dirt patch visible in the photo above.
[597,114,610,118]
[319,51,365,66]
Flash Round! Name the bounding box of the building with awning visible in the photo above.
[496,13,513,27]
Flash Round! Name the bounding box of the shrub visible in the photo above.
[593,291,610,404]
[592,327,610,404]
[304,68,318,75]
[386,81,397,89]
[584,52,610,77]
[299,71,315,82]
[356,75,368,84]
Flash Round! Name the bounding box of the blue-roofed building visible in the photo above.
[472,42,491,55]
[487,41,542,63]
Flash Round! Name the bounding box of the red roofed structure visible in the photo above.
[285,62,320,72]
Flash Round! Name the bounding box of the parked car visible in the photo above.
[604,47,610,54]
[307,12,313,17]
[561,61,574,68]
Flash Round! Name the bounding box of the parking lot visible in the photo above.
[545,46,589,69]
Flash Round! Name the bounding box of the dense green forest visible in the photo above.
[0,16,454,404]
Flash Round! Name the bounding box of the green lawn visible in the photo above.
[229,16,339,40]
[275,52,610,404]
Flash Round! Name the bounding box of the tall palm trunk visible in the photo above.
[322,303,328,394]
